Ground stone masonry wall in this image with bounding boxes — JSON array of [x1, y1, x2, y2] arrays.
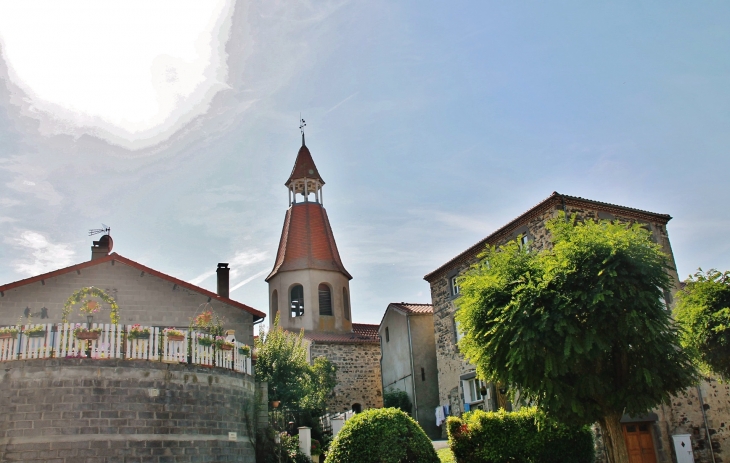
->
[[0, 358, 256, 462], [310, 342, 383, 413], [0, 259, 255, 346], [430, 202, 681, 433]]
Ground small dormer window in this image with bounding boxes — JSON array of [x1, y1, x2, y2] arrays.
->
[[451, 276, 460, 296]]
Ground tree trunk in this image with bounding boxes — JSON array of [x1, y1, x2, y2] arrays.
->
[[598, 413, 631, 463]]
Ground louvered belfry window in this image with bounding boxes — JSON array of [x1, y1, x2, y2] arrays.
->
[[290, 285, 304, 317], [319, 284, 333, 316]]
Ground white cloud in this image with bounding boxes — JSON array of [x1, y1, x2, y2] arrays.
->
[[0, 0, 235, 147], [230, 268, 269, 294], [9, 231, 76, 276], [189, 249, 268, 285]]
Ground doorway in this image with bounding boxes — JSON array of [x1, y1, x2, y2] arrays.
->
[[622, 423, 657, 463]]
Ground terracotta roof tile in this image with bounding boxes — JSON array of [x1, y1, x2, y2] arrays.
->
[[266, 203, 352, 281], [286, 144, 324, 186], [301, 323, 380, 344], [0, 253, 265, 321], [390, 302, 433, 314]]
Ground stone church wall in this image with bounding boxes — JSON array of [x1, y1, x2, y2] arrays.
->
[[310, 342, 383, 413], [0, 358, 256, 462]]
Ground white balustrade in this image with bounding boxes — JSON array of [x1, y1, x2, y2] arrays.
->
[[125, 325, 159, 360], [162, 330, 188, 363], [233, 341, 251, 374], [0, 326, 19, 361], [19, 324, 53, 359], [0, 324, 251, 376], [190, 331, 214, 366]]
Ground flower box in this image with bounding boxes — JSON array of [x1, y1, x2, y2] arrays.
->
[[167, 334, 185, 342], [197, 337, 214, 347], [76, 331, 100, 340], [128, 324, 150, 340], [219, 344, 233, 351], [0, 332, 17, 340], [27, 330, 47, 338]]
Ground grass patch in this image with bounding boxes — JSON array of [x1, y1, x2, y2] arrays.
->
[[437, 447, 455, 463]]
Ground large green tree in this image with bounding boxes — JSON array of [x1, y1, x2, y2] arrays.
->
[[456, 215, 697, 463], [255, 314, 337, 413], [674, 269, 730, 378]]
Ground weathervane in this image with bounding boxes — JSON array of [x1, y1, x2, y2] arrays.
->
[[88, 224, 111, 236], [299, 114, 307, 146]]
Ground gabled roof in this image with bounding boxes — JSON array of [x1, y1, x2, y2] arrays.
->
[[379, 302, 433, 330], [267, 202, 352, 281], [389, 302, 433, 315], [424, 192, 673, 282], [0, 253, 265, 321], [301, 323, 380, 344], [285, 144, 324, 186]]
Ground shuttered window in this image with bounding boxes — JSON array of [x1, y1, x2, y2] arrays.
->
[[319, 284, 332, 316], [290, 285, 304, 317]]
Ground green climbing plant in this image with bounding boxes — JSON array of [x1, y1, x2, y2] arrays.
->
[[62, 287, 120, 325]]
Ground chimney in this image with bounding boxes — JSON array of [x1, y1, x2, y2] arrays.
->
[[91, 235, 113, 261], [216, 263, 230, 298]]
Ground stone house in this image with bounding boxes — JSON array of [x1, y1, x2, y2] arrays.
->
[[265, 135, 383, 413], [423, 192, 729, 462], [379, 302, 440, 439]]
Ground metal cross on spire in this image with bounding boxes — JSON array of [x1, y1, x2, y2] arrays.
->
[[299, 114, 306, 146]]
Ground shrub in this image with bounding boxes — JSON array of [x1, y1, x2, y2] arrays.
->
[[447, 408, 594, 463], [383, 389, 413, 415], [325, 408, 439, 463]]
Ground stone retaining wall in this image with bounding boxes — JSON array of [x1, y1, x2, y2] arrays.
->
[[0, 359, 256, 462]]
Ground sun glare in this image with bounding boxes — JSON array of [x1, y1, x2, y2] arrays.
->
[[0, 0, 234, 141]]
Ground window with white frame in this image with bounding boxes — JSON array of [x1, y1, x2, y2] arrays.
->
[[462, 378, 489, 404], [451, 276, 460, 296], [520, 234, 530, 250]]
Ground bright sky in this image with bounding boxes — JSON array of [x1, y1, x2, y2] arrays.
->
[[0, 0, 232, 141], [0, 1, 728, 327]]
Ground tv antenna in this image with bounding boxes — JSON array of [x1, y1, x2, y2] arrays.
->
[[299, 114, 306, 134], [88, 224, 111, 236]]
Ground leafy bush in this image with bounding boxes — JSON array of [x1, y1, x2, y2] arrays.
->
[[447, 408, 594, 463], [674, 269, 730, 377], [383, 389, 413, 415], [325, 408, 439, 463]]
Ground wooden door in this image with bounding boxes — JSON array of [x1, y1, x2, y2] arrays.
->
[[623, 423, 657, 463]]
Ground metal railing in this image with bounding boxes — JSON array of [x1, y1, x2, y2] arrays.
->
[[0, 323, 252, 375]]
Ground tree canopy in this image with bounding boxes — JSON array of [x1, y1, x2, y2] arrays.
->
[[674, 268, 730, 378], [456, 214, 697, 463], [255, 314, 337, 413]]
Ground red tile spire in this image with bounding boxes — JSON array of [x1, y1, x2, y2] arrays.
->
[[285, 141, 325, 187], [268, 142, 350, 281]]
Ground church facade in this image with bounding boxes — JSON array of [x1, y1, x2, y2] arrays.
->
[[266, 135, 383, 413]]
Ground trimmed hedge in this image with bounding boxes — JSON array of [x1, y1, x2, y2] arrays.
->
[[383, 389, 413, 415], [325, 408, 439, 463], [446, 408, 594, 463]]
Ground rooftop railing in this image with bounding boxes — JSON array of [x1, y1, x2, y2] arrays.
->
[[0, 323, 252, 376]]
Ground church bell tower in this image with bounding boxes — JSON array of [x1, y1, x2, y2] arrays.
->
[[266, 134, 354, 334]]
